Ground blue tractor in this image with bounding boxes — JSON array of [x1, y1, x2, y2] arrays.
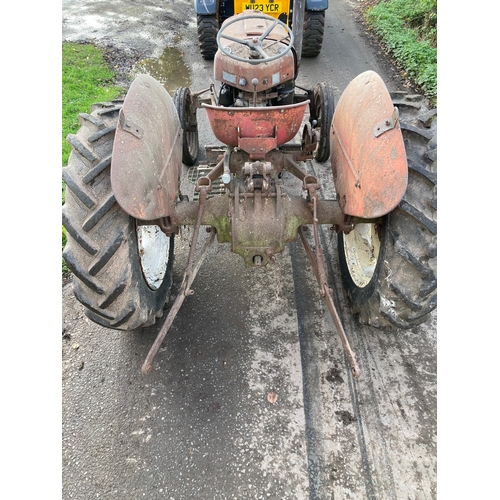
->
[[194, 0, 328, 59]]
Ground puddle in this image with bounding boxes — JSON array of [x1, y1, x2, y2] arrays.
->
[[133, 47, 191, 95]]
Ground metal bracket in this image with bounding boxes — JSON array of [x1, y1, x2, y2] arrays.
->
[[118, 110, 144, 139], [373, 106, 399, 138], [237, 125, 278, 159]]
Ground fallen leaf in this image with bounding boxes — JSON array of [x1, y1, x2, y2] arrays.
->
[[267, 391, 278, 404]]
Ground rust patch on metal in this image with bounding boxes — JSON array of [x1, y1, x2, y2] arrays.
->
[[203, 101, 309, 153]]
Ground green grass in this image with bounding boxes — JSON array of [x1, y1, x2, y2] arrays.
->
[[62, 42, 124, 276], [62, 42, 123, 168], [365, 0, 437, 104]]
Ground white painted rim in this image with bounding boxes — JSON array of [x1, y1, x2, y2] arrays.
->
[[342, 223, 380, 288], [137, 225, 170, 291]]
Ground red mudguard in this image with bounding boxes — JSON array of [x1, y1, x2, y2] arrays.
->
[[330, 71, 407, 218], [111, 74, 182, 221]]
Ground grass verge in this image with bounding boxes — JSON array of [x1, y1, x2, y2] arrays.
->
[[62, 43, 123, 168], [364, 0, 437, 104], [62, 42, 124, 276]]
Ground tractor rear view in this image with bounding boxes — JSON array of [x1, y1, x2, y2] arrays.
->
[[62, 8, 437, 376]]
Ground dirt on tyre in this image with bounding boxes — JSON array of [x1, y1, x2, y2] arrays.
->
[[197, 14, 218, 60], [62, 101, 175, 331], [302, 11, 325, 58], [338, 93, 437, 330]]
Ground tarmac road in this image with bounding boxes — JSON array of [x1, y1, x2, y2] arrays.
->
[[62, 1, 437, 498]]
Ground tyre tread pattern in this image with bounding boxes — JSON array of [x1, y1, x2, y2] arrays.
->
[[375, 95, 437, 329], [197, 14, 219, 60], [62, 102, 174, 331], [82, 156, 112, 184], [302, 11, 325, 58], [340, 94, 437, 330], [89, 230, 125, 276], [81, 193, 116, 232], [62, 169, 95, 209]]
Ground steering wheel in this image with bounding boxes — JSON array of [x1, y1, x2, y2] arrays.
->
[[216, 13, 294, 65]]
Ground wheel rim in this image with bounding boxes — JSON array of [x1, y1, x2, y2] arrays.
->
[[342, 223, 381, 288], [137, 225, 170, 290]]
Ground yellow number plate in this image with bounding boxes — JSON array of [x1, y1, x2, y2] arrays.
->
[[234, 1, 290, 19]]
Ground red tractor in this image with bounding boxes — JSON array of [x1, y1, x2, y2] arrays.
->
[[62, 9, 437, 376]]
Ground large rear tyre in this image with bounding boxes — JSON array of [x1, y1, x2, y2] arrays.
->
[[302, 11, 325, 58], [62, 102, 175, 331], [338, 93, 437, 330], [197, 14, 219, 60]]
